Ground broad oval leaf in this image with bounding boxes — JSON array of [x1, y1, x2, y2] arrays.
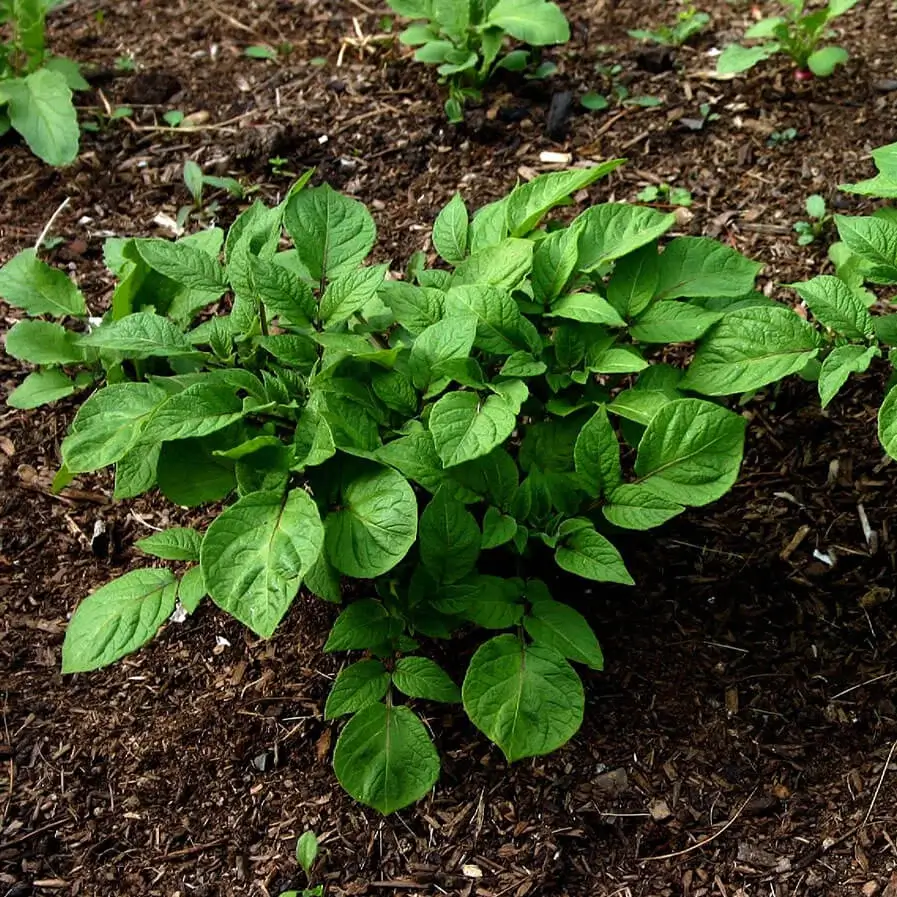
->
[[574, 204, 676, 272], [419, 487, 481, 584], [878, 387, 897, 459], [629, 301, 722, 343], [62, 568, 177, 673], [333, 703, 440, 814], [524, 600, 604, 670], [7, 369, 77, 409], [141, 380, 247, 443], [201, 489, 324, 637], [392, 656, 461, 703], [681, 306, 822, 395], [462, 634, 584, 762], [5, 319, 83, 364], [574, 406, 621, 496], [789, 275, 874, 339], [136, 239, 227, 293], [555, 526, 634, 584], [818, 345, 879, 408], [324, 659, 390, 719], [601, 483, 684, 530], [136, 526, 202, 561], [486, 0, 570, 45], [325, 466, 418, 578], [3, 69, 79, 166], [433, 192, 469, 264], [79, 311, 197, 358], [655, 237, 763, 300], [634, 398, 746, 506], [429, 391, 518, 468], [0, 249, 87, 317]]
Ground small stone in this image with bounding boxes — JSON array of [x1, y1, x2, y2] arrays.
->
[[873, 79, 897, 92], [462, 864, 483, 879], [593, 767, 630, 796], [649, 798, 672, 822]]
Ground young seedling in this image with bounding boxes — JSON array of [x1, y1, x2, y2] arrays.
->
[[638, 183, 693, 207], [628, 4, 710, 48], [388, 0, 570, 122], [794, 194, 830, 245], [282, 831, 323, 897], [679, 101, 720, 131], [0, 0, 86, 164], [114, 54, 136, 72], [767, 127, 798, 147], [717, 0, 859, 79], [179, 160, 244, 228], [581, 59, 663, 111]]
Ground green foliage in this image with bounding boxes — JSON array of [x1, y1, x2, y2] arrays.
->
[[6, 165, 774, 815], [581, 59, 663, 112], [628, 4, 710, 47], [637, 183, 693, 207], [840, 143, 897, 199], [794, 194, 830, 245], [0, 0, 85, 164], [717, 0, 858, 78], [388, 0, 570, 121]]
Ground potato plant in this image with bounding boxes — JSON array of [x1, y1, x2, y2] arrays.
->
[[0, 0, 86, 165], [389, 0, 570, 121], [3, 165, 798, 814]]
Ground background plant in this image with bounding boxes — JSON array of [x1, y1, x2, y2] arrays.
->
[[628, 3, 710, 48], [793, 193, 830, 245], [0, 0, 86, 164], [716, 0, 859, 79], [4, 164, 786, 815], [388, 0, 570, 121]]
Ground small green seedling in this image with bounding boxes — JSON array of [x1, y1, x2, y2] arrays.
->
[[628, 4, 710, 47], [0, 0, 87, 165], [163, 109, 185, 127], [114, 54, 136, 72], [638, 184, 693, 207], [717, 0, 859, 79], [245, 44, 278, 60], [794, 194, 830, 245], [389, 0, 570, 122], [581, 59, 662, 111], [179, 160, 244, 228], [767, 127, 798, 147], [269, 156, 295, 178], [282, 831, 323, 897]]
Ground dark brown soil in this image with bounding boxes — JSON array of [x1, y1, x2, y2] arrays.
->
[[2, 1, 897, 895]]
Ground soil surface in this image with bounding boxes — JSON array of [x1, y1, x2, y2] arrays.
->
[[2, 0, 897, 895]]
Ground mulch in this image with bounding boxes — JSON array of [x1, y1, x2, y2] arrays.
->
[[1, 0, 897, 895]]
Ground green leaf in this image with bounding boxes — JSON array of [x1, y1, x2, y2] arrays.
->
[[324, 600, 401, 652], [409, 315, 477, 391], [79, 312, 197, 358], [444, 284, 540, 354], [320, 264, 389, 326], [141, 380, 246, 443], [481, 506, 518, 549], [452, 238, 533, 291], [392, 656, 460, 703], [62, 382, 166, 472], [817, 345, 879, 408], [744, 16, 785, 38], [246, 255, 316, 324], [486, 0, 570, 45], [283, 183, 376, 282], [463, 634, 583, 762], [372, 369, 418, 416], [807, 46, 848, 77], [433, 193, 469, 264], [429, 390, 518, 468], [655, 237, 762, 299], [7, 369, 77, 409], [469, 197, 510, 253], [177, 565, 205, 614], [135, 239, 227, 293], [505, 162, 624, 237], [629, 301, 722, 343], [434, 575, 523, 628], [333, 703, 440, 814], [296, 831, 319, 877], [601, 483, 684, 530], [325, 465, 418, 578], [4, 319, 82, 364], [878, 387, 897, 459], [324, 659, 391, 719], [634, 398, 745, 506], [524, 600, 604, 670], [606, 243, 660, 318], [114, 444, 161, 499], [789, 276, 874, 339], [607, 388, 674, 426], [546, 292, 626, 326], [0, 249, 87, 316], [575, 205, 676, 272], [379, 281, 445, 334], [135, 527, 202, 561], [156, 434, 235, 507], [532, 228, 578, 303], [419, 487, 481, 583], [833, 215, 897, 283], [1, 69, 79, 166], [61, 569, 177, 673], [716, 42, 780, 75], [573, 406, 621, 496], [201, 489, 324, 638], [292, 408, 337, 469], [681, 306, 822, 395], [500, 352, 547, 378], [555, 526, 633, 584]]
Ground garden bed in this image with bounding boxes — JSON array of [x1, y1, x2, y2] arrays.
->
[[1, 0, 897, 894]]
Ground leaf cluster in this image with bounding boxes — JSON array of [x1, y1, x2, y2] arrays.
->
[[716, 0, 859, 78], [388, 0, 570, 121], [4, 163, 787, 815], [628, 4, 710, 48], [0, 0, 86, 164]]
